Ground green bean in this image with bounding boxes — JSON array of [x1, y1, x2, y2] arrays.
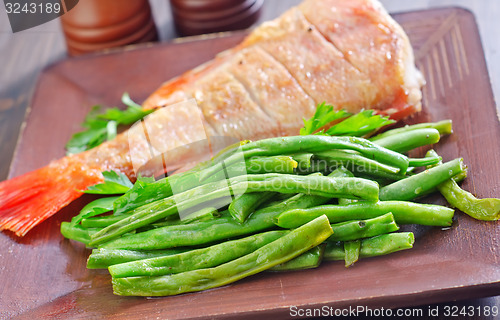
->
[[60, 222, 100, 245], [100, 197, 308, 250], [275, 201, 454, 228], [89, 174, 379, 246], [269, 245, 325, 271], [350, 167, 407, 182], [208, 156, 298, 181], [87, 248, 188, 269], [111, 215, 333, 296], [314, 150, 400, 175], [109, 230, 288, 278], [229, 192, 276, 223], [200, 135, 409, 180], [324, 232, 415, 261], [379, 158, 466, 201], [81, 215, 127, 228], [290, 153, 314, 172], [100, 168, 351, 250], [370, 120, 453, 141], [336, 167, 356, 206], [114, 155, 297, 216], [328, 213, 399, 241], [338, 198, 358, 205], [344, 240, 360, 267], [408, 155, 442, 167], [426, 150, 500, 221], [371, 128, 441, 153]]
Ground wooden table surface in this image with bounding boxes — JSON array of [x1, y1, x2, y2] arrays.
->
[[0, 0, 498, 318]]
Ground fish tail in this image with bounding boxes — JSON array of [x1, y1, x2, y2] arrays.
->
[[0, 158, 102, 236]]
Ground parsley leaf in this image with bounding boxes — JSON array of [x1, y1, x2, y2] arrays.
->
[[300, 103, 394, 137], [70, 196, 119, 226], [300, 102, 351, 135], [84, 171, 134, 194], [113, 176, 171, 215], [65, 93, 153, 155], [326, 110, 395, 136]]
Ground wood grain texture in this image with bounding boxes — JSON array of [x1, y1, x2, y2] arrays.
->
[[1, 7, 499, 320]]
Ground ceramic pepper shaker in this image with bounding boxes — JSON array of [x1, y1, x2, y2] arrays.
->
[[170, 0, 263, 37], [61, 0, 158, 56]]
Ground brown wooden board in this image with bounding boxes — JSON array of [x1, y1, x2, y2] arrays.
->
[[1, 7, 499, 319]]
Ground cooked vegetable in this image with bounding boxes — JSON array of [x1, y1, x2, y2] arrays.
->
[[328, 213, 399, 241], [426, 150, 500, 221], [343, 240, 361, 267], [371, 128, 441, 153], [109, 230, 288, 278], [229, 192, 276, 223], [369, 120, 453, 141], [379, 158, 466, 201], [89, 173, 379, 246], [269, 245, 325, 271], [97, 169, 351, 250], [87, 248, 188, 269], [111, 215, 333, 296], [57, 102, 496, 298], [324, 233, 415, 262], [199, 135, 410, 181], [275, 201, 454, 228]]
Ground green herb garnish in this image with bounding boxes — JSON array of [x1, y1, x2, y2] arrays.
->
[[65, 93, 153, 155], [83, 171, 133, 195], [300, 103, 394, 136]]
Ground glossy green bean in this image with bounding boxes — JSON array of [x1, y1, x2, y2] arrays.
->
[[426, 150, 500, 221], [275, 201, 454, 228], [200, 135, 409, 180], [90, 174, 379, 246], [379, 158, 465, 201], [112, 215, 333, 296], [229, 192, 276, 223], [60, 222, 99, 245], [370, 120, 453, 141], [109, 230, 288, 278], [81, 215, 126, 228], [100, 169, 351, 250], [87, 248, 188, 269], [269, 245, 325, 271], [324, 232, 415, 261], [408, 155, 442, 167], [371, 128, 441, 153], [328, 213, 399, 241], [314, 150, 400, 175], [343, 240, 360, 267]]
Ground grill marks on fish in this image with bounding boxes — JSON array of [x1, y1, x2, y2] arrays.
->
[[227, 47, 316, 136], [299, 0, 409, 110], [243, 8, 378, 112]]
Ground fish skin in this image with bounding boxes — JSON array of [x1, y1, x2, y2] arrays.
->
[[0, 0, 424, 236]]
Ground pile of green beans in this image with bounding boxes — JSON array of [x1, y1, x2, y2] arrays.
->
[[60, 120, 499, 297]]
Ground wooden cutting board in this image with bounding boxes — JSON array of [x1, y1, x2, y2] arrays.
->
[[2, 7, 499, 319]]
